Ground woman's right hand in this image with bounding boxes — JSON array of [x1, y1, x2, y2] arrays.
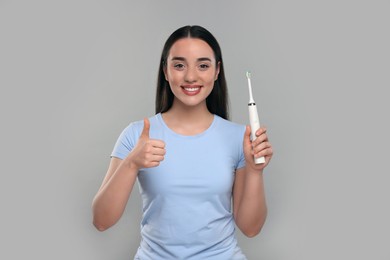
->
[[125, 118, 166, 170]]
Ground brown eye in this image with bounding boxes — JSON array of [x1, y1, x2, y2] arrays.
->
[[174, 64, 185, 70], [199, 64, 210, 70]]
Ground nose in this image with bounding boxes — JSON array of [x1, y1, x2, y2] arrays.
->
[[184, 66, 197, 83]]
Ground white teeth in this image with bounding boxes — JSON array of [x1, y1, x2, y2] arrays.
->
[[184, 87, 200, 91]]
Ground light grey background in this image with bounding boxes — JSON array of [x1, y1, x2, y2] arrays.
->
[[1, 0, 389, 259]]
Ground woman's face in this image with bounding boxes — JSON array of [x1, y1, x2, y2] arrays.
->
[[164, 38, 220, 109]]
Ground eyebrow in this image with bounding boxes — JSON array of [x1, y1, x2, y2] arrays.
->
[[171, 56, 212, 62]]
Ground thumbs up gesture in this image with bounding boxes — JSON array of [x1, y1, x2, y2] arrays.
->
[[125, 118, 166, 170]]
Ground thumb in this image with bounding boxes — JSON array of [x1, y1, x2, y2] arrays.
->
[[140, 118, 150, 139], [243, 125, 252, 152], [243, 125, 251, 144]]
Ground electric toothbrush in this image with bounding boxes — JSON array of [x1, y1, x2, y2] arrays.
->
[[246, 71, 265, 164]]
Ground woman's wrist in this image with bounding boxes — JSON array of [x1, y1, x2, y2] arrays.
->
[[123, 155, 140, 171], [245, 165, 264, 176]]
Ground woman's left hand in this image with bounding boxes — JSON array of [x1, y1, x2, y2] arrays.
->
[[243, 125, 273, 171]]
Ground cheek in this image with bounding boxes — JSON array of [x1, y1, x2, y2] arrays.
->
[[166, 70, 181, 84], [205, 73, 217, 85], [168, 75, 180, 86]]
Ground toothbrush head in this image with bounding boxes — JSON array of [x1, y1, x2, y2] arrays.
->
[[246, 71, 255, 103]]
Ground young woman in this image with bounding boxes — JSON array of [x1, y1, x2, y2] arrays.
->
[[92, 25, 273, 259]]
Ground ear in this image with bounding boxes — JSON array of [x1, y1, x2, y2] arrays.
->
[[163, 64, 168, 81], [215, 61, 221, 81]]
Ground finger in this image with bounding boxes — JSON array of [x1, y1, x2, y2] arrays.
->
[[141, 118, 150, 139], [254, 147, 273, 159], [149, 139, 165, 149], [243, 125, 252, 150], [252, 133, 268, 147], [151, 154, 165, 162], [243, 125, 251, 145], [145, 161, 161, 168], [144, 154, 165, 168], [252, 141, 271, 154], [151, 146, 166, 156], [255, 127, 267, 137]]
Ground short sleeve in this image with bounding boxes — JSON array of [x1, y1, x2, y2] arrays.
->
[[111, 123, 138, 160], [236, 125, 246, 170]]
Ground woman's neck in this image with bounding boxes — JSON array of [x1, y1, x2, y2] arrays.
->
[[161, 102, 214, 136]]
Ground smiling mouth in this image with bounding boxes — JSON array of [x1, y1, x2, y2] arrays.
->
[[183, 87, 200, 91], [181, 86, 201, 95]]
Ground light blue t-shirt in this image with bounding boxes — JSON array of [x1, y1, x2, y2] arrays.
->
[[111, 113, 247, 260]]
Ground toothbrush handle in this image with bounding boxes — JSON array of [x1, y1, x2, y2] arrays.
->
[[248, 105, 266, 164]]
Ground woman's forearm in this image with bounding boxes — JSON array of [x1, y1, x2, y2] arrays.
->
[[235, 167, 267, 237], [92, 160, 138, 231]]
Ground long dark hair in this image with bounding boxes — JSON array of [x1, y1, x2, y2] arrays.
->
[[155, 25, 229, 120]]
